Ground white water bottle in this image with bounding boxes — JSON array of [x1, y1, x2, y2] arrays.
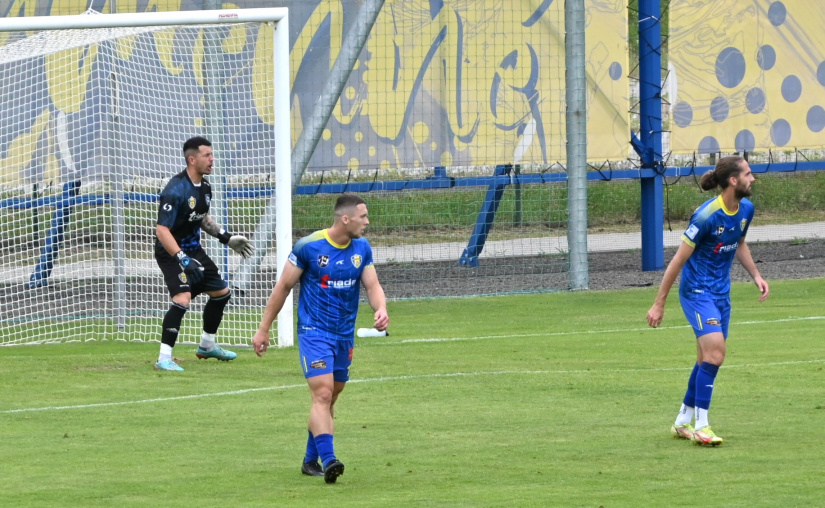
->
[[357, 328, 388, 337]]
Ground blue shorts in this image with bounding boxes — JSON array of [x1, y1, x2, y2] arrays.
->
[[679, 291, 731, 339], [298, 333, 354, 382]]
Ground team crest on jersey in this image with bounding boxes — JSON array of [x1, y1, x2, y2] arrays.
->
[[317, 255, 329, 267], [714, 225, 724, 236], [351, 254, 362, 268], [740, 219, 747, 231], [188, 196, 196, 209]]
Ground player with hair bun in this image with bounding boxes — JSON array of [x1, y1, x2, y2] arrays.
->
[[647, 155, 769, 446]]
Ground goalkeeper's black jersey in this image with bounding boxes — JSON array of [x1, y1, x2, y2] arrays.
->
[[155, 170, 212, 256]]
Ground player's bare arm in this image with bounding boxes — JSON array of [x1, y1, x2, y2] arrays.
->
[[736, 239, 770, 301], [361, 266, 389, 331], [252, 261, 304, 356], [201, 214, 255, 258], [156, 224, 182, 256], [647, 242, 694, 328], [200, 214, 222, 237]]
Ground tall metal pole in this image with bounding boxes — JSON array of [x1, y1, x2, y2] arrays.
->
[[638, 0, 664, 271], [565, 0, 589, 290]]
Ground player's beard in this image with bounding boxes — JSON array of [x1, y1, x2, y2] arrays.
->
[[734, 180, 752, 199]]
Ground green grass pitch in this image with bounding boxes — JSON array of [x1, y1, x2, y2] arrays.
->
[[2, 279, 824, 507]]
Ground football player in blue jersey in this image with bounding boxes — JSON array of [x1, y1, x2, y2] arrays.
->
[[252, 194, 389, 483], [647, 155, 769, 446], [153, 136, 255, 372]]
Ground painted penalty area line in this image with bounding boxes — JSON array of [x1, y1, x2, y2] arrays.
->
[[372, 315, 825, 345], [3, 358, 823, 415]]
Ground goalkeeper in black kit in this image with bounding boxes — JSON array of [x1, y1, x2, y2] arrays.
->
[[153, 136, 254, 371]]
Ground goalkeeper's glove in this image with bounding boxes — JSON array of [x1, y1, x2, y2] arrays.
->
[[217, 229, 255, 259], [176, 251, 204, 285]]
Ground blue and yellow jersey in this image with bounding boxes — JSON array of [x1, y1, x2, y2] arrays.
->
[[155, 170, 212, 255], [679, 195, 754, 297], [289, 229, 375, 336]]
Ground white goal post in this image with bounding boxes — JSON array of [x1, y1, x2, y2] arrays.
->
[[0, 8, 294, 347]]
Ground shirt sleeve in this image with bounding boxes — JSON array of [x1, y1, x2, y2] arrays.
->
[[157, 191, 178, 228], [681, 218, 703, 248], [741, 203, 755, 238], [290, 243, 308, 270], [362, 239, 374, 268]]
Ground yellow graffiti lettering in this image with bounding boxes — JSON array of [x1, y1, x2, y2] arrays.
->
[[222, 4, 246, 55], [440, 9, 480, 142], [145, 0, 184, 75], [0, 0, 37, 47], [146, 0, 182, 13], [252, 22, 274, 125], [363, 6, 446, 142], [193, 30, 205, 84], [114, 0, 137, 13], [292, 0, 344, 84], [490, 44, 537, 129], [0, 108, 50, 185], [46, 45, 98, 114]]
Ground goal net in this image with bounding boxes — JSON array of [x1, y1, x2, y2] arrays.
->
[[0, 8, 293, 347]]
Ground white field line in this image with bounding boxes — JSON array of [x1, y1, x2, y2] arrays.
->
[[366, 315, 825, 345], [3, 360, 823, 415], [3, 315, 823, 355], [3, 315, 823, 413]]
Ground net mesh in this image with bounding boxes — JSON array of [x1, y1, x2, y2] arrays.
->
[[0, 18, 282, 346]]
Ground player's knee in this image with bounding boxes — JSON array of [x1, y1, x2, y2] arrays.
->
[[311, 385, 335, 405], [208, 289, 231, 306], [172, 293, 191, 307]]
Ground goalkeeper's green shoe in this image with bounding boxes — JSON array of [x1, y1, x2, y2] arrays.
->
[[196, 346, 237, 361], [154, 359, 184, 371], [693, 426, 723, 446], [671, 423, 695, 440]]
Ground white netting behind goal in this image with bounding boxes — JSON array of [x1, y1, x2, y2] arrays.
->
[[0, 13, 286, 346]]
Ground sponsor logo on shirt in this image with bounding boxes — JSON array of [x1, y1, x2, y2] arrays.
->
[[714, 226, 724, 236], [317, 255, 329, 267], [310, 360, 327, 369], [320, 274, 357, 289], [685, 224, 699, 240], [288, 252, 297, 264], [188, 211, 206, 222], [713, 242, 738, 254]]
